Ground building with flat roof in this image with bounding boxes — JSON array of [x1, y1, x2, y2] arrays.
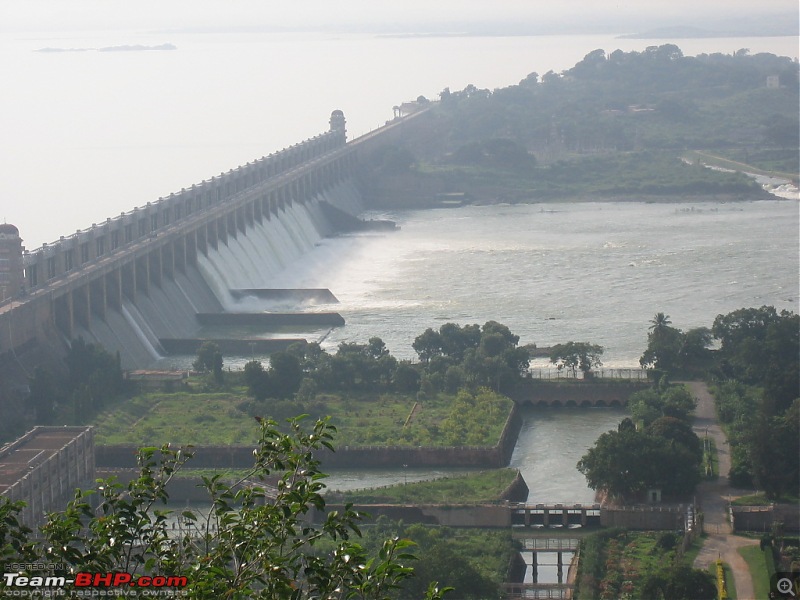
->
[[0, 426, 94, 529]]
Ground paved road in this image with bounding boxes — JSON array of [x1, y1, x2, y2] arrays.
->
[[688, 381, 760, 600]]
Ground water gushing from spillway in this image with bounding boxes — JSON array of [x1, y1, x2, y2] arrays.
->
[[74, 182, 361, 368]]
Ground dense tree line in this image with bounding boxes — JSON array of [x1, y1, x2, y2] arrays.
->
[[433, 45, 798, 157], [240, 321, 531, 406], [640, 306, 799, 500], [26, 337, 124, 428], [578, 385, 703, 502], [363, 45, 796, 206]]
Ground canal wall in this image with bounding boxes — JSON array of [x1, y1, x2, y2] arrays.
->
[[510, 381, 651, 407], [95, 400, 523, 470], [600, 505, 687, 529], [317, 503, 513, 527]]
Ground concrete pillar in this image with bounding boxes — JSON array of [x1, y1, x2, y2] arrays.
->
[[524, 509, 530, 527], [543, 508, 550, 527], [581, 507, 588, 527], [66, 290, 74, 336], [563, 509, 569, 527]]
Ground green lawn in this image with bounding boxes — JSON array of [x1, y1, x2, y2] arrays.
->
[[93, 389, 513, 448], [93, 392, 257, 445], [333, 469, 518, 505], [738, 545, 771, 600]]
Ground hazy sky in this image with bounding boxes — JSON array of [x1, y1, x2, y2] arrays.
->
[[2, 0, 798, 34]]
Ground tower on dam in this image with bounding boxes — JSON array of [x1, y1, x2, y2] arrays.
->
[[0, 223, 25, 303]]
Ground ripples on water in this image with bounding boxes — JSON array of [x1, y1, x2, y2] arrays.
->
[[269, 199, 798, 499], [275, 200, 799, 366]]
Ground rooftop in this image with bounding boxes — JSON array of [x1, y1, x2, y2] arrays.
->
[[0, 426, 92, 493]]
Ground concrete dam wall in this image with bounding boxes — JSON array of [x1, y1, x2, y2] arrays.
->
[[70, 181, 365, 368], [1, 107, 435, 372]]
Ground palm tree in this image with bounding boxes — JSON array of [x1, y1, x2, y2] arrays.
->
[[649, 312, 672, 334]]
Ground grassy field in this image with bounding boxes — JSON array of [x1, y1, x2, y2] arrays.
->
[[93, 392, 257, 445], [94, 389, 513, 448], [333, 469, 518, 505], [738, 545, 771, 600]]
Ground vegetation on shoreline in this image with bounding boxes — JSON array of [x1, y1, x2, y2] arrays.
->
[[359, 45, 797, 206], [578, 305, 798, 504], [330, 469, 518, 505]]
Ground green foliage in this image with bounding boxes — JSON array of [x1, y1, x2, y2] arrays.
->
[[341, 520, 510, 600], [628, 384, 697, 426], [336, 469, 518, 505], [578, 416, 702, 501], [244, 352, 304, 400], [24, 337, 125, 429], [435, 46, 798, 159], [413, 321, 529, 393], [712, 306, 799, 414], [439, 389, 512, 446], [713, 376, 800, 498], [1, 418, 451, 599], [451, 138, 535, 171], [549, 341, 604, 376], [192, 341, 223, 383], [576, 530, 716, 600]]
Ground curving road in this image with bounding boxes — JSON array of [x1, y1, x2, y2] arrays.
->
[[688, 381, 760, 600]]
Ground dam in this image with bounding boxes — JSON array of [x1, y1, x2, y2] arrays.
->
[[0, 108, 429, 377]]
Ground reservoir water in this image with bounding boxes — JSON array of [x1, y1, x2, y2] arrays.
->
[[278, 198, 798, 502]]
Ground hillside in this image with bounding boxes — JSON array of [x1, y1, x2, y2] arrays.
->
[[359, 45, 799, 205]]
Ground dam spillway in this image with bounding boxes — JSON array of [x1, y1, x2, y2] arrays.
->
[[0, 108, 431, 371]]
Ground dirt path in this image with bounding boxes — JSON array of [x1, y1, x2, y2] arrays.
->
[[687, 381, 760, 600]]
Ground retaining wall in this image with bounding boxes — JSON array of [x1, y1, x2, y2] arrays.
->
[[600, 505, 687, 530], [731, 505, 800, 533], [96, 401, 524, 470], [510, 381, 651, 406]]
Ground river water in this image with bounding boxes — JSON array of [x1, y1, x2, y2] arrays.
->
[[300, 198, 798, 501]]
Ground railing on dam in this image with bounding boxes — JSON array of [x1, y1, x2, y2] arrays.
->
[[527, 368, 648, 380], [13, 107, 432, 300], [18, 126, 346, 294]]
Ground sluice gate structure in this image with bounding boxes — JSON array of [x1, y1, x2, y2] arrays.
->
[[0, 109, 428, 372]]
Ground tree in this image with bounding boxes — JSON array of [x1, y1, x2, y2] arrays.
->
[[549, 342, 604, 376], [640, 313, 685, 373], [267, 351, 304, 399], [413, 328, 443, 363], [193, 341, 222, 374], [646, 416, 702, 461], [1, 417, 450, 600], [712, 306, 799, 414], [578, 426, 701, 501], [628, 386, 696, 426], [27, 367, 58, 424]]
